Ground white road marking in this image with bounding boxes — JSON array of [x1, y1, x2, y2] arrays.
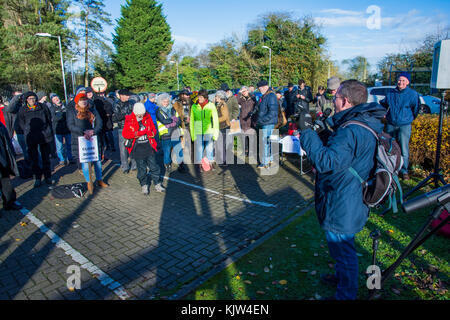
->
[[17, 203, 130, 300], [163, 176, 277, 208]]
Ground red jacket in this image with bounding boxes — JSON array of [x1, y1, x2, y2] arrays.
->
[[122, 112, 158, 153]]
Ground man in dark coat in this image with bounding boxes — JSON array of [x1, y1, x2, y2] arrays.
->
[[93, 92, 115, 156], [0, 122, 22, 211], [17, 91, 54, 187], [112, 89, 137, 173], [295, 79, 313, 113], [299, 80, 386, 300], [255, 80, 278, 169], [284, 82, 297, 117], [49, 93, 73, 166]]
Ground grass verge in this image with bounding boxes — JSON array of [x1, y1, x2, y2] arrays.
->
[[184, 178, 449, 300]]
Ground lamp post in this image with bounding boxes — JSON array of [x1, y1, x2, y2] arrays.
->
[[262, 45, 272, 88], [169, 60, 179, 91], [35, 33, 68, 103], [70, 58, 77, 95]]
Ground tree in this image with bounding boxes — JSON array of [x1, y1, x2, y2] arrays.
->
[[342, 56, 370, 82], [73, 0, 112, 87], [0, 0, 72, 95], [113, 0, 172, 91]]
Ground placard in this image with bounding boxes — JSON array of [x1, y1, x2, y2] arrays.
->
[[78, 135, 99, 163], [280, 135, 306, 156]]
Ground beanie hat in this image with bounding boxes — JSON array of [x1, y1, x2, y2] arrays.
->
[[23, 91, 38, 101], [49, 93, 58, 100], [148, 93, 156, 99], [85, 87, 93, 94], [220, 83, 230, 91], [327, 76, 340, 91], [74, 93, 87, 105], [257, 80, 268, 88], [76, 86, 86, 95], [397, 72, 411, 83], [133, 102, 146, 115], [36, 91, 46, 101]]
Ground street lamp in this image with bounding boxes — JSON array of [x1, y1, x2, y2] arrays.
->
[[169, 60, 179, 91], [262, 45, 272, 88], [70, 58, 77, 95], [35, 33, 68, 103]]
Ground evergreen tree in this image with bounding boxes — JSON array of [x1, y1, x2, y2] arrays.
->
[[113, 0, 172, 91], [0, 0, 72, 94], [73, 0, 112, 87]]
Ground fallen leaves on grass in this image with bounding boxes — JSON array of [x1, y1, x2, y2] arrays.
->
[[279, 280, 288, 285]]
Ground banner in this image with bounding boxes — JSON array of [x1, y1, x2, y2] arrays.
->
[[78, 135, 99, 163]]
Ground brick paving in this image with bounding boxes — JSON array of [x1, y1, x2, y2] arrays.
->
[[0, 136, 315, 300]]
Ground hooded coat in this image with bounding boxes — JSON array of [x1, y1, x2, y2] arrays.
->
[[300, 102, 386, 234]]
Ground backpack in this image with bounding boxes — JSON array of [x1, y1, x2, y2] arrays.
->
[[342, 120, 404, 214], [431, 209, 450, 238]]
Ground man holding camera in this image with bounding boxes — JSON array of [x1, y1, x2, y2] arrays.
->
[[299, 80, 386, 300]]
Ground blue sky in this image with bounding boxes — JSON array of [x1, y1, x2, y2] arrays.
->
[[100, 0, 450, 73]]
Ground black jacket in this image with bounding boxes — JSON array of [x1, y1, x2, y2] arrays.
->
[[66, 105, 103, 161], [49, 103, 70, 135], [93, 96, 114, 132], [5, 94, 24, 135], [112, 99, 135, 129], [284, 88, 298, 116], [0, 122, 18, 178], [17, 101, 54, 146], [295, 86, 313, 113]]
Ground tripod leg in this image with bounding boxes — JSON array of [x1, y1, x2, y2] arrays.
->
[[403, 174, 432, 200], [379, 206, 442, 289]]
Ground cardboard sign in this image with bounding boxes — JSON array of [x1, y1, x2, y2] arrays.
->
[[90, 77, 108, 93], [229, 119, 241, 135], [280, 135, 306, 156], [78, 136, 99, 163]]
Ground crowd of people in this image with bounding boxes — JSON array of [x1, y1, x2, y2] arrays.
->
[[0, 71, 421, 300]]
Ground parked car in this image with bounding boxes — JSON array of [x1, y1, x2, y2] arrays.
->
[[420, 95, 441, 114], [367, 86, 435, 114]]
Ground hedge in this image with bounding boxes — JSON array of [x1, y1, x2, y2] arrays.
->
[[410, 114, 449, 180]]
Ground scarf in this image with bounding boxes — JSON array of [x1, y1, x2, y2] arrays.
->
[[199, 99, 208, 109], [75, 104, 95, 125], [27, 103, 37, 111]]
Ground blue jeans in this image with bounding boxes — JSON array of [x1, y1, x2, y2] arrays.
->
[[194, 134, 214, 164], [81, 160, 102, 182], [55, 134, 72, 162], [160, 138, 183, 165], [17, 134, 29, 162], [386, 124, 411, 174], [261, 124, 275, 166], [325, 231, 358, 300]]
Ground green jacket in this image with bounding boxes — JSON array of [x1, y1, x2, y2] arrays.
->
[[190, 102, 219, 141]]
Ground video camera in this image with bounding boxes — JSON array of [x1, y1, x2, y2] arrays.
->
[[402, 184, 450, 214], [293, 108, 332, 134]]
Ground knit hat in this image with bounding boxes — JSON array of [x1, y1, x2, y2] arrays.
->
[[23, 91, 38, 101], [257, 80, 268, 88], [148, 93, 156, 99], [220, 83, 230, 91], [397, 72, 411, 83], [49, 93, 58, 100], [327, 76, 340, 91], [36, 91, 47, 101], [76, 86, 86, 95], [74, 93, 87, 105], [85, 87, 93, 94], [133, 102, 146, 115], [118, 89, 132, 96]]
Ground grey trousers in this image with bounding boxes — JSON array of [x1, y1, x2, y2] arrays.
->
[[118, 128, 136, 171]]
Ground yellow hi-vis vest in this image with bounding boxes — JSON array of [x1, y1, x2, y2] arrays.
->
[[157, 110, 179, 137]]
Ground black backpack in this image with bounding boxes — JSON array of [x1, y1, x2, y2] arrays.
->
[[342, 121, 404, 213]]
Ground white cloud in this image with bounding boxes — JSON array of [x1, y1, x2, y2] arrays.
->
[[320, 9, 362, 16]]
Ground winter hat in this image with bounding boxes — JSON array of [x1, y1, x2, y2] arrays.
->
[[327, 76, 341, 91], [397, 72, 411, 83], [118, 89, 132, 96], [36, 91, 47, 101], [220, 83, 230, 91], [49, 93, 58, 100], [76, 86, 86, 95], [133, 102, 146, 115], [257, 80, 268, 88], [74, 93, 87, 105], [23, 91, 38, 101], [85, 87, 93, 94], [148, 93, 156, 99]]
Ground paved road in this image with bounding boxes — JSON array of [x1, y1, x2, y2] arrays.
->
[[0, 141, 315, 300]]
